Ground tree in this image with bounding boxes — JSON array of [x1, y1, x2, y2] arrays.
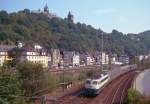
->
[[16, 62, 45, 96], [0, 65, 25, 104], [0, 10, 150, 55], [8, 47, 23, 67], [16, 62, 59, 96], [86, 70, 94, 78], [0, 10, 9, 24]]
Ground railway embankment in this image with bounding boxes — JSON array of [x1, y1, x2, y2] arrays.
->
[[133, 69, 150, 96]]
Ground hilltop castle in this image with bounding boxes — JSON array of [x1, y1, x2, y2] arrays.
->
[[32, 4, 74, 22], [31, 3, 57, 19], [67, 11, 74, 22]]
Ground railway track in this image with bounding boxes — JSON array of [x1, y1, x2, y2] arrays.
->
[[45, 84, 92, 104], [112, 73, 135, 104], [108, 72, 136, 104], [56, 87, 93, 104], [89, 71, 137, 104], [44, 70, 137, 104]]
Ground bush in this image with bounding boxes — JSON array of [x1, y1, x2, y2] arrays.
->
[[44, 73, 59, 93], [86, 70, 94, 78], [59, 72, 74, 83], [127, 88, 141, 104]]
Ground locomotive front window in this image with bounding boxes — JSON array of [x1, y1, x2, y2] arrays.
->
[[86, 80, 91, 84], [92, 81, 98, 85]]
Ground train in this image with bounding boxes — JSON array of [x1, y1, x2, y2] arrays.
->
[[85, 73, 109, 94], [84, 64, 137, 95]]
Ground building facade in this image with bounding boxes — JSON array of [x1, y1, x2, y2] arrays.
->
[[0, 51, 8, 66], [63, 51, 80, 67], [86, 55, 95, 65], [20, 49, 48, 68], [0, 45, 16, 66], [50, 49, 61, 68], [118, 55, 129, 64], [101, 52, 109, 65], [80, 53, 95, 66], [72, 54, 80, 66]]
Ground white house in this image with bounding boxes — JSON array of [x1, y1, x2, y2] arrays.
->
[[86, 55, 95, 65], [101, 52, 109, 65], [72, 54, 80, 66], [20, 49, 48, 68]]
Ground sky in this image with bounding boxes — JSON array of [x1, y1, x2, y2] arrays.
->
[[0, 0, 150, 34]]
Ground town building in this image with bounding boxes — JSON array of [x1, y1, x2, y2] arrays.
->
[[110, 54, 118, 64], [93, 51, 101, 65], [50, 49, 61, 68], [0, 44, 49, 68], [0, 50, 8, 66], [20, 48, 48, 68], [86, 55, 95, 65], [101, 52, 109, 65], [63, 51, 80, 67], [144, 55, 149, 60], [138, 55, 145, 61], [118, 55, 129, 64], [0, 45, 17, 66], [47, 53, 52, 68], [72, 53, 80, 67], [80, 53, 95, 66], [16, 41, 24, 48]]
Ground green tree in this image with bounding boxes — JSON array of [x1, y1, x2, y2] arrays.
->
[[0, 10, 150, 55], [8, 47, 23, 67], [0, 65, 25, 104], [16, 62, 58, 96], [16, 62, 45, 96]]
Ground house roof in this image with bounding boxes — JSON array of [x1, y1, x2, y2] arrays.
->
[[0, 45, 16, 51]]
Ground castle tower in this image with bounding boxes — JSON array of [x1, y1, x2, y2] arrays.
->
[[44, 3, 49, 14], [67, 11, 74, 22]]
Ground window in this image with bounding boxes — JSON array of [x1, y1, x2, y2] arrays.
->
[[86, 80, 91, 84], [92, 81, 98, 85], [101, 76, 108, 83]]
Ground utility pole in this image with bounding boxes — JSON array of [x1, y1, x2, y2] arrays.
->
[[101, 32, 104, 71], [63, 62, 65, 92], [108, 53, 112, 70], [61, 51, 65, 93], [40, 96, 46, 104]]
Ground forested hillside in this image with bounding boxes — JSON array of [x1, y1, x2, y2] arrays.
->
[[0, 9, 149, 55]]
